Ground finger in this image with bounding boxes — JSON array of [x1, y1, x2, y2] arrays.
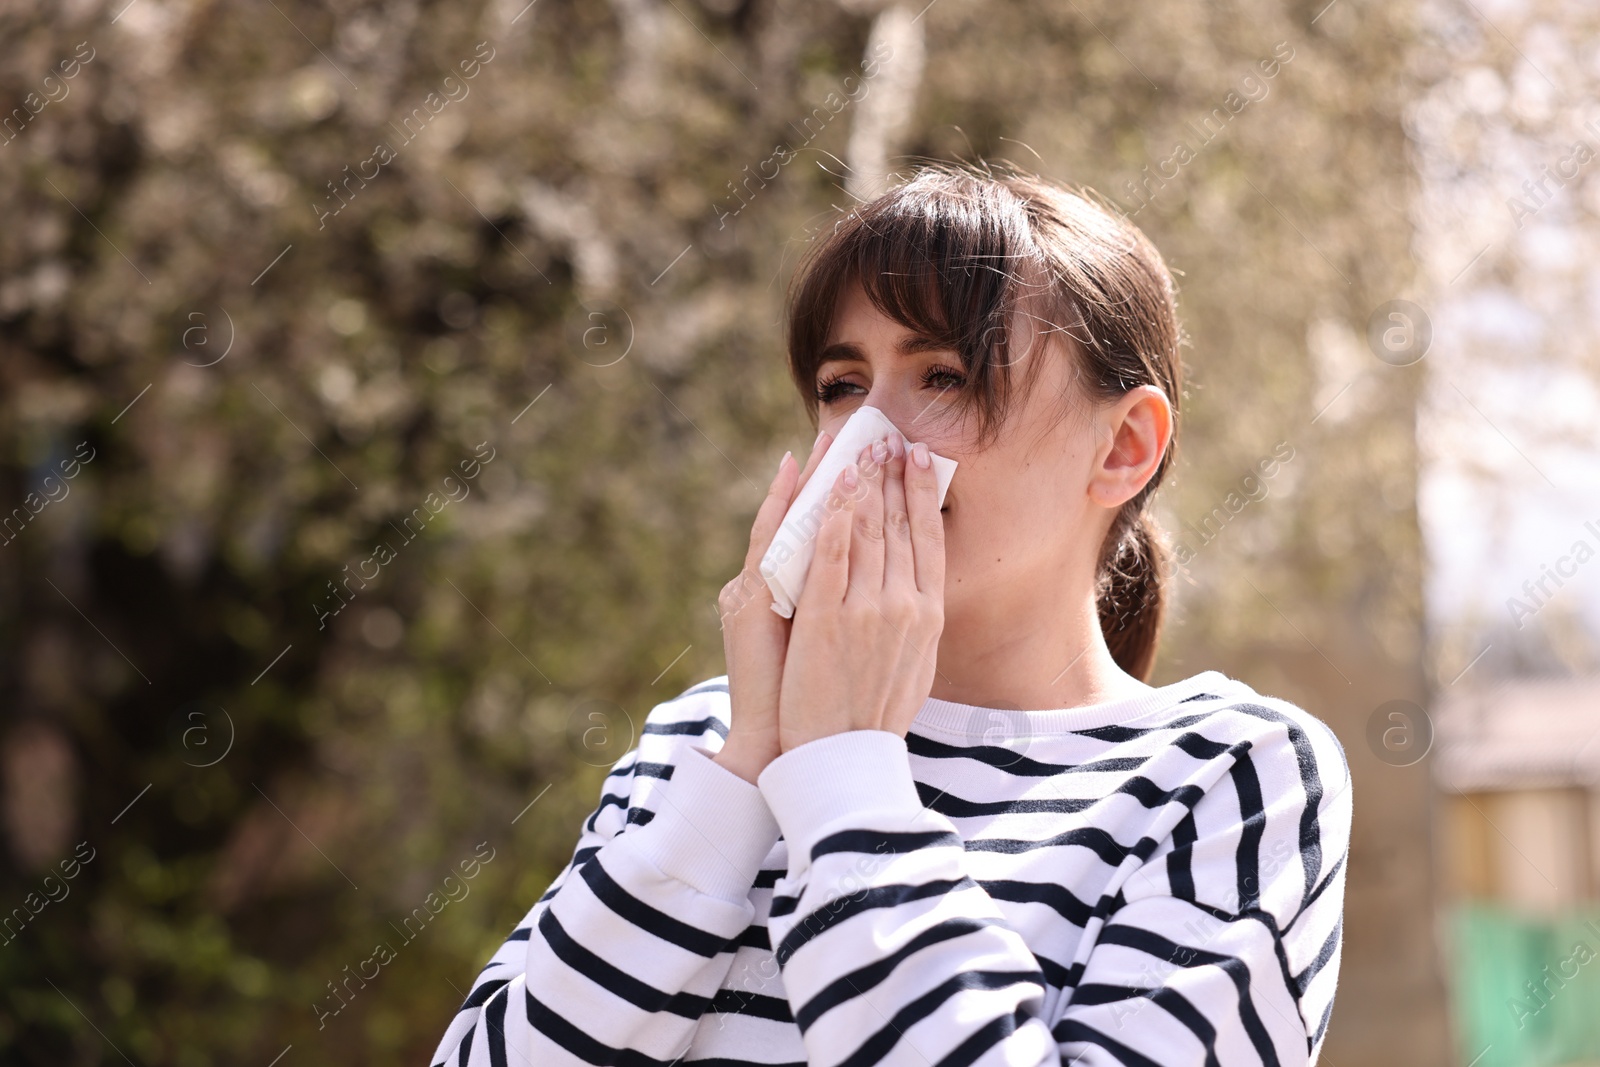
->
[[744, 430, 832, 580], [799, 462, 860, 609], [848, 436, 888, 597], [744, 449, 801, 571], [792, 429, 834, 498], [881, 432, 913, 593], [905, 440, 946, 594]]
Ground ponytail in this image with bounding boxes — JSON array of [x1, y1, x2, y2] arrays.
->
[[1096, 507, 1169, 682]]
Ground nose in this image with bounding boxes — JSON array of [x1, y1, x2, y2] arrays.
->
[[874, 400, 957, 454], [858, 392, 928, 445]]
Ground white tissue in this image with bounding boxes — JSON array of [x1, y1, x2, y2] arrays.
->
[[759, 405, 957, 618]]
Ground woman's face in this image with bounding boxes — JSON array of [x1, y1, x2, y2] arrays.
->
[[812, 280, 1169, 626]]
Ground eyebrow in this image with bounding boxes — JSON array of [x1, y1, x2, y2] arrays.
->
[[816, 334, 954, 366]]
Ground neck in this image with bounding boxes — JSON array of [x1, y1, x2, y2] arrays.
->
[[928, 584, 1152, 712]]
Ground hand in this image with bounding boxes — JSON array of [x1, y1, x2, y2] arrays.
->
[[776, 431, 946, 753], [715, 429, 835, 784]]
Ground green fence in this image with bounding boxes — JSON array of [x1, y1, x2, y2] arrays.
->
[[1448, 901, 1600, 1067]]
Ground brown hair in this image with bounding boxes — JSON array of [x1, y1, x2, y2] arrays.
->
[[783, 160, 1184, 681]]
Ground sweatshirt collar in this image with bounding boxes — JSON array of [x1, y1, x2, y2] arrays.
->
[[908, 669, 1250, 738]]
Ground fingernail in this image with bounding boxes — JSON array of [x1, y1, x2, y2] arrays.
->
[[843, 462, 859, 489], [912, 442, 931, 469], [779, 449, 792, 474], [871, 439, 888, 464], [815, 429, 830, 448]]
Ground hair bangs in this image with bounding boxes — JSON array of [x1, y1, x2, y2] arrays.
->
[[785, 168, 1057, 449]]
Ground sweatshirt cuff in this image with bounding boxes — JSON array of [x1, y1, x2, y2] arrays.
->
[[628, 742, 781, 905], [756, 729, 922, 865]]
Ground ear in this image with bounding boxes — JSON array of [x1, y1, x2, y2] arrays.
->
[[1087, 386, 1173, 509]]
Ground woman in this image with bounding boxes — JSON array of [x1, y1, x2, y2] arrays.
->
[[429, 163, 1352, 1067]]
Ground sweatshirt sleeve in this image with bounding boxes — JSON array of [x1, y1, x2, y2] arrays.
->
[[1051, 707, 1354, 1067], [755, 729, 1061, 1067], [429, 693, 782, 1067]]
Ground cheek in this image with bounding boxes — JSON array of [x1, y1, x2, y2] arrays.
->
[[944, 471, 1079, 566]]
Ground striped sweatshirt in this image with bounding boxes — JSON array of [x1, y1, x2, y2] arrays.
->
[[429, 668, 1352, 1067]]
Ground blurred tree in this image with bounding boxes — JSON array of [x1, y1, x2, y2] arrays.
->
[[0, 0, 1443, 1063]]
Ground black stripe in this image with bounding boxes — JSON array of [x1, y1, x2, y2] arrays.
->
[[918, 777, 1206, 820], [964, 824, 1161, 867], [1172, 731, 1241, 761], [1293, 918, 1341, 998], [1053, 1017, 1166, 1067], [1168, 809, 1198, 899], [735, 923, 770, 950], [1294, 854, 1343, 926], [1229, 753, 1266, 910], [506, 927, 531, 942], [1036, 954, 1073, 990], [978, 877, 1120, 949], [1133, 737, 1258, 907], [940, 1004, 1038, 1067], [524, 986, 680, 1067], [1233, 702, 1340, 915], [453, 1022, 474, 1067], [590, 791, 629, 822], [1096, 925, 1281, 1067], [769, 894, 798, 917], [979, 878, 1095, 927], [538, 907, 710, 1017], [536, 845, 602, 905], [583, 803, 655, 830], [577, 855, 734, 957], [632, 761, 675, 780], [1312, 994, 1335, 1046], [1118, 776, 1208, 811], [459, 977, 510, 1012], [604, 755, 640, 781], [485, 980, 509, 1067], [1070, 708, 1223, 742], [775, 876, 977, 966], [1158, 896, 1302, 1016], [836, 970, 1044, 1067], [906, 731, 1150, 776], [793, 916, 1008, 1031], [753, 868, 782, 889], [810, 827, 962, 861], [708, 985, 794, 1023], [918, 781, 1093, 817], [1069, 983, 1221, 1067], [906, 731, 1074, 774], [642, 714, 730, 739]]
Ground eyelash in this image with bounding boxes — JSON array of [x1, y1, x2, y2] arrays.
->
[[814, 363, 967, 404]]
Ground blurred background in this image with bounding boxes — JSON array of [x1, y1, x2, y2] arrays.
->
[[2, 0, 1599, 1063]]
